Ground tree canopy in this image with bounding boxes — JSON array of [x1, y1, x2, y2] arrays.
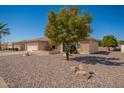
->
[[45, 7, 92, 60], [101, 35, 118, 51]]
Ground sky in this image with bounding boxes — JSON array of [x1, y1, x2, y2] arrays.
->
[[0, 5, 124, 42]]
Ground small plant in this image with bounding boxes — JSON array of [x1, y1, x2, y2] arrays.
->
[[69, 45, 79, 54]]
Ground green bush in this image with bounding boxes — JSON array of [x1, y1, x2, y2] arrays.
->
[[69, 45, 79, 54], [14, 48, 18, 51]]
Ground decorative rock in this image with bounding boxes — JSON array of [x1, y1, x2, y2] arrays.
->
[[22, 51, 30, 56], [70, 66, 79, 73], [76, 70, 95, 80], [76, 71, 88, 78], [78, 64, 85, 71]]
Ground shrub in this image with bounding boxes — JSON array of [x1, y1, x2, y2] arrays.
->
[[69, 45, 79, 54]]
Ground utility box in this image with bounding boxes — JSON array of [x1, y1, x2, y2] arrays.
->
[[121, 45, 124, 53]]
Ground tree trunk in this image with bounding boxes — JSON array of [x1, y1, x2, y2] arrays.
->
[[66, 50, 69, 61], [107, 46, 110, 52], [0, 42, 1, 51], [64, 43, 70, 61], [0, 35, 1, 51]]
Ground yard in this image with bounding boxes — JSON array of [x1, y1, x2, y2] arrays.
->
[[0, 51, 124, 88]]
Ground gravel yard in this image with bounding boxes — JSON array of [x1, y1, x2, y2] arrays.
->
[[0, 51, 124, 88]]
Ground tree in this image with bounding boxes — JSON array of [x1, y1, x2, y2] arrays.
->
[[0, 23, 10, 50], [118, 40, 124, 45], [98, 40, 102, 46], [101, 35, 118, 51], [45, 7, 92, 60]]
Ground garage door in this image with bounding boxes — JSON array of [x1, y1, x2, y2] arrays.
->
[[27, 44, 38, 51]]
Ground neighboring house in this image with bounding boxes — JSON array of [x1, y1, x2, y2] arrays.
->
[[121, 45, 124, 53], [2, 37, 98, 54]]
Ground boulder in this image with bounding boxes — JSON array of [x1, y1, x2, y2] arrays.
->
[[22, 51, 30, 56], [76, 70, 87, 77], [70, 66, 79, 73], [76, 71, 95, 80], [78, 64, 84, 71], [78, 64, 87, 71]]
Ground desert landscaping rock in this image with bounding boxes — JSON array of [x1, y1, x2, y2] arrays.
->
[[0, 51, 124, 87], [70, 66, 79, 73], [78, 64, 87, 71], [22, 51, 30, 56], [76, 71, 87, 76]]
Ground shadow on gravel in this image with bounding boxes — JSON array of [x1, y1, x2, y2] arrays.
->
[[94, 51, 110, 55], [71, 56, 124, 66]]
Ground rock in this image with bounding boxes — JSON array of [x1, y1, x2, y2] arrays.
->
[[85, 72, 95, 80], [70, 66, 79, 73], [76, 70, 95, 80], [78, 64, 85, 71], [76, 71, 87, 77], [78, 64, 83, 71], [22, 51, 30, 56]]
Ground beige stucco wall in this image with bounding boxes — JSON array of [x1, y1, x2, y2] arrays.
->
[[121, 45, 124, 53], [7, 43, 13, 48], [89, 41, 98, 54], [13, 45, 21, 50], [79, 41, 98, 54], [26, 42, 39, 51], [38, 41, 49, 50], [79, 41, 90, 54], [13, 43, 25, 51]]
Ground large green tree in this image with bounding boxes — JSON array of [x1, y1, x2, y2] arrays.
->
[[45, 7, 92, 60], [0, 23, 10, 50], [101, 35, 118, 51]]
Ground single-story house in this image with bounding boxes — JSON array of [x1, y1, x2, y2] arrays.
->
[[121, 45, 124, 53], [2, 37, 98, 54]]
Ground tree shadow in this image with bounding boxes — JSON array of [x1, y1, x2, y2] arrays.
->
[[94, 51, 110, 55], [71, 56, 124, 66]]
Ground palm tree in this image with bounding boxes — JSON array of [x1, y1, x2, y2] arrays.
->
[[0, 23, 10, 50]]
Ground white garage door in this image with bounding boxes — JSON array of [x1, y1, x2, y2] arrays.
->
[[27, 44, 38, 52]]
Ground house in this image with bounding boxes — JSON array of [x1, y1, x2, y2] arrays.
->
[[78, 38, 98, 54], [121, 45, 124, 53], [2, 37, 98, 54]]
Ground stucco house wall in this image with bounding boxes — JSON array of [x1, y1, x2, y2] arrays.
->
[[26, 42, 39, 51], [38, 41, 49, 50], [78, 40, 98, 54], [121, 45, 124, 53], [3, 38, 98, 54], [89, 41, 98, 54], [79, 41, 90, 54]]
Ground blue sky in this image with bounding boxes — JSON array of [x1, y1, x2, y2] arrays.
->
[[0, 5, 124, 42]]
